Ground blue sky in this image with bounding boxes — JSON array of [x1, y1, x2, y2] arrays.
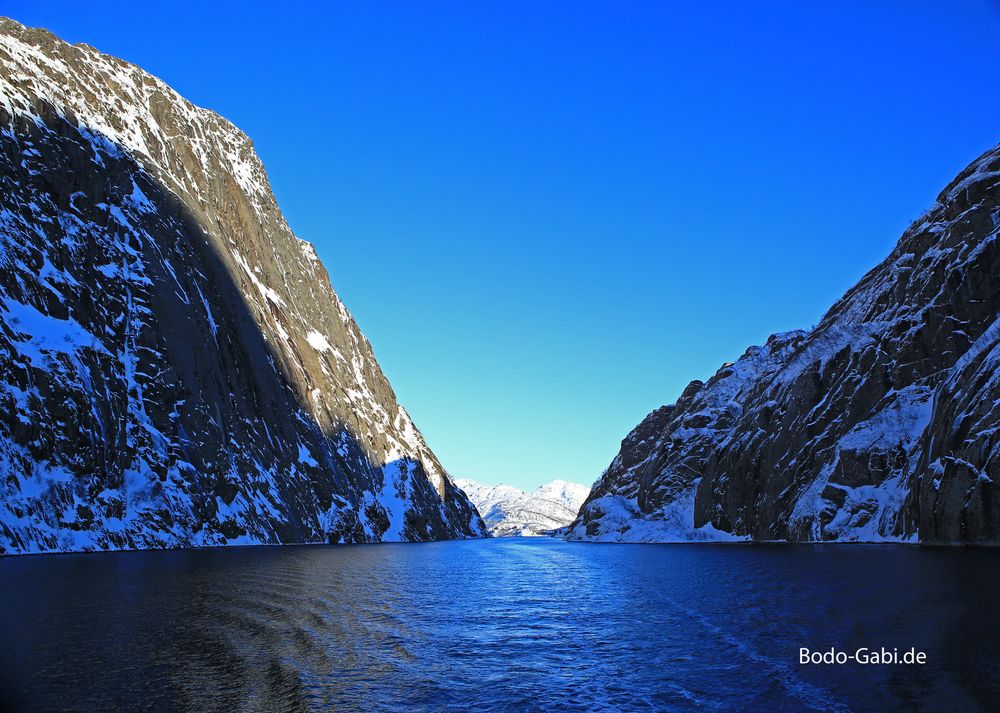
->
[[9, 1, 1000, 491]]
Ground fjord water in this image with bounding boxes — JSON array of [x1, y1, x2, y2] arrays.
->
[[1, 540, 998, 712]]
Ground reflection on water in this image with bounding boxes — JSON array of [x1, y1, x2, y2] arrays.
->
[[1, 539, 999, 711]]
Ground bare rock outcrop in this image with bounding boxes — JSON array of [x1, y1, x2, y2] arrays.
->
[[0, 18, 487, 553], [569, 141, 1000, 544]]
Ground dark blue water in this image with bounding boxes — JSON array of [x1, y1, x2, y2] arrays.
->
[[1, 539, 998, 712]]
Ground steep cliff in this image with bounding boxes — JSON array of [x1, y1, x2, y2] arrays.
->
[[568, 141, 1000, 544], [0, 18, 487, 553]]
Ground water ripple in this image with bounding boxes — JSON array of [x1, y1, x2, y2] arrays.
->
[[2, 540, 1000, 711]]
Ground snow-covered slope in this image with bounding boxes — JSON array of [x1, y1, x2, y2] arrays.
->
[[568, 141, 1000, 545], [456, 479, 590, 536], [0, 18, 487, 553]]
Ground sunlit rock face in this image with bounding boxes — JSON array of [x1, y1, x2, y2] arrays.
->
[[569, 142, 1000, 544], [0, 18, 487, 553]]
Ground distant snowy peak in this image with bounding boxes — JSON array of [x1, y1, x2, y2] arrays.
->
[[457, 479, 590, 537]]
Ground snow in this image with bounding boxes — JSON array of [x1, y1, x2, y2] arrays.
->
[[457, 479, 590, 536], [306, 330, 332, 353], [836, 385, 934, 453], [370, 460, 410, 541], [0, 27, 272, 212], [566, 489, 747, 543], [297, 444, 319, 467], [299, 240, 320, 263], [1, 296, 108, 366], [232, 251, 286, 307]]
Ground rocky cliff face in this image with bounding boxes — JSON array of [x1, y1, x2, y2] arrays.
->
[[456, 479, 589, 537], [0, 18, 487, 553], [568, 142, 1000, 544]]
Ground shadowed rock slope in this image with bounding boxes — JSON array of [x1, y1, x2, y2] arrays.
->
[[0, 18, 486, 553], [568, 141, 1000, 544]]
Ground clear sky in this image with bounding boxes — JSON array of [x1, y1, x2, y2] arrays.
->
[[8, 1, 1000, 491]]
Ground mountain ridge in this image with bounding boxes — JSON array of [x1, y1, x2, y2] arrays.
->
[[568, 140, 1000, 545], [457, 479, 590, 537], [0, 17, 487, 553]]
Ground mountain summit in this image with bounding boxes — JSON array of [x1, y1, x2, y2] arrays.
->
[[0, 18, 487, 553]]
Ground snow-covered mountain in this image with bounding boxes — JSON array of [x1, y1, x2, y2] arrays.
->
[[568, 140, 1000, 545], [456, 479, 590, 536], [0, 18, 487, 553]]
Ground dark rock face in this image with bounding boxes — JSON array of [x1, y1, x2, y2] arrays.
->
[[0, 19, 486, 553], [905, 320, 1000, 543], [568, 142, 1000, 544]]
